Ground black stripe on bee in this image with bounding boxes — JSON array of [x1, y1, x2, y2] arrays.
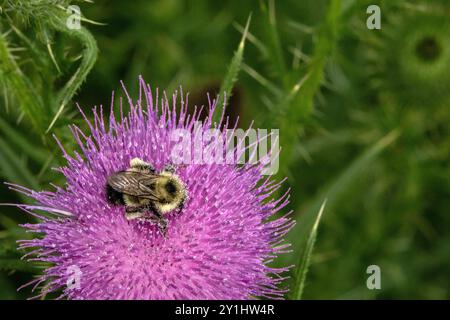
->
[[106, 184, 125, 205]]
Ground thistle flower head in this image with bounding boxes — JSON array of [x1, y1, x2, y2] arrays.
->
[[14, 78, 294, 300]]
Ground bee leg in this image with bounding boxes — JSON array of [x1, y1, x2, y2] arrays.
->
[[135, 204, 168, 237], [125, 206, 146, 220], [176, 201, 185, 214], [150, 207, 168, 236], [138, 213, 168, 237], [155, 216, 168, 237], [129, 157, 156, 174]]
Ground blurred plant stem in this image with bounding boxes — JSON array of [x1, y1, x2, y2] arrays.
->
[[290, 199, 327, 300], [213, 14, 251, 126], [277, 0, 341, 180]]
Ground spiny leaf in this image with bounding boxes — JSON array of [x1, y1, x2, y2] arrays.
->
[[233, 21, 268, 57], [212, 14, 251, 126], [0, 116, 48, 164], [287, 0, 341, 119], [46, 19, 98, 133], [0, 136, 40, 191], [290, 199, 327, 300], [261, 0, 288, 88], [9, 24, 52, 77], [46, 42, 62, 74], [0, 33, 46, 132], [277, 0, 342, 177], [242, 63, 282, 96]]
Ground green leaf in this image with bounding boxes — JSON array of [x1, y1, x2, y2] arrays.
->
[[284, 130, 400, 265], [261, 0, 288, 88], [0, 116, 48, 164], [9, 24, 53, 78], [0, 136, 40, 191], [276, 0, 342, 177], [0, 237, 21, 256], [242, 63, 282, 97], [0, 274, 21, 299], [0, 214, 20, 230], [46, 19, 98, 133], [0, 258, 38, 273], [212, 14, 251, 125], [0, 34, 46, 132], [290, 199, 327, 300]]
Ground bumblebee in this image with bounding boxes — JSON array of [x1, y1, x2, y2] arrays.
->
[[106, 158, 188, 235]]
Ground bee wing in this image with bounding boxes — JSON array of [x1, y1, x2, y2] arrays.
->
[[107, 171, 161, 201]]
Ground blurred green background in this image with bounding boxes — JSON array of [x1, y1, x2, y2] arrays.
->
[[0, 0, 449, 299]]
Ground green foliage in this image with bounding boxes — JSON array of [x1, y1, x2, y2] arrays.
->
[[290, 199, 326, 300], [213, 14, 251, 126], [0, 0, 449, 299]]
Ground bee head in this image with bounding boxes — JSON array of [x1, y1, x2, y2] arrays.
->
[[164, 180, 178, 195]]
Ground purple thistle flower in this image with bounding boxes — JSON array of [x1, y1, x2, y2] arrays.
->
[[13, 77, 294, 300]]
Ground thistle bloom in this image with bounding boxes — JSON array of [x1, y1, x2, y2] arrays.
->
[[14, 78, 294, 300]]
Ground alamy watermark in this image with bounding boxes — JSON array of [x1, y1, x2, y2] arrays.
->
[[366, 5, 381, 30], [66, 265, 82, 290], [66, 5, 81, 30], [169, 121, 280, 175], [366, 265, 381, 290]]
